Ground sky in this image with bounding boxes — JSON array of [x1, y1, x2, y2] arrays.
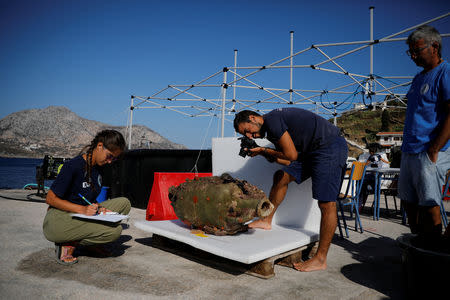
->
[[1, 0, 449, 149]]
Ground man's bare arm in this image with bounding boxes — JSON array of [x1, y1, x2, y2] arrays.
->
[[248, 131, 297, 165]]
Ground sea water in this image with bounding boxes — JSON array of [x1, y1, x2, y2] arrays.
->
[[0, 157, 47, 189]]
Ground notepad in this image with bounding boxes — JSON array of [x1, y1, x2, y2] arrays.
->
[[71, 213, 129, 223]]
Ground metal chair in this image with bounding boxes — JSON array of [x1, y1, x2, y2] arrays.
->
[[337, 161, 368, 238], [379, 173, 400, 214]]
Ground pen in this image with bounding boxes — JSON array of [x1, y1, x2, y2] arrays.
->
[[78, 193, 93, 205], [79, 193, 102, 215]]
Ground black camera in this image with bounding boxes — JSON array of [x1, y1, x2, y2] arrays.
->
[[238, 136, 259, 157]]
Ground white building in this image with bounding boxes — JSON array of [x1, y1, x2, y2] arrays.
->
[[376, 132, 403, 148]]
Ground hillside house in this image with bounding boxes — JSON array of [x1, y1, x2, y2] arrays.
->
[[376, 132, 403, 148]]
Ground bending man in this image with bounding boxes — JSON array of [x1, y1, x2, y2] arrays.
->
[[234, 108, 348, 272]]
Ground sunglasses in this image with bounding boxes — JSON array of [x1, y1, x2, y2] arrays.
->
[[406, 44, 430, 57], [103, 146, 119, 162]]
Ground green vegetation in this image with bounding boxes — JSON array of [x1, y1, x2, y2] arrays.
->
[[331, 106, 406, 158]]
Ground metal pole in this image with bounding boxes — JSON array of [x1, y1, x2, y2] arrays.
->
[[221, 69, 228, 137], [334, 102, 337, 126], [233, 50, 237, 102], [370, 6, 375, 111], [128, 96, 134, 150], [290, 31, 294, 104], [370, 6, 374, 79], [233, 50, 238, 137]]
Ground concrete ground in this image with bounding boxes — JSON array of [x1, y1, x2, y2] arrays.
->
[[1, 189, 448, 300]]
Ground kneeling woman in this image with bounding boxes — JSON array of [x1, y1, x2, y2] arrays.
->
[[43, 130, 131, 265]]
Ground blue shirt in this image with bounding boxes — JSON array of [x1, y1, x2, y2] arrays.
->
[[50, 155, 102, 205], [262, 107, 340, 155], [402, 61, 450, 153]]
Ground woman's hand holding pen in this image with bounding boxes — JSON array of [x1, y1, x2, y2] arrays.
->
[[83, 203, 99, 216], [82, 204, 112, 215], [78, 193, 111, 215]]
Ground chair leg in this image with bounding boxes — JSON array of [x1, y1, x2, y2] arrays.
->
[[393, 195, 398, 213], [338, 201, 349, 238], [336, 210, 344, 238], [354, 202, 364, 233], [384, 194, 389, 217]]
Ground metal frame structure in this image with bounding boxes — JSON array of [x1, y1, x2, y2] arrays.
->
[[126, 8, 449, 149]]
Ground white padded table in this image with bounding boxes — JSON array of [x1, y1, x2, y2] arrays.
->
[[135, 220, 318, 264], [134, 137, 321, 264]]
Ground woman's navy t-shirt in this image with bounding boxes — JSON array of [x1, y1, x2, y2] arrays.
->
[[262, 107, 340, 154], [50, 155, 102, 205]]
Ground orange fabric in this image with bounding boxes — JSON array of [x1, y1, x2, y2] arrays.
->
[[350, 161, 367, 181]]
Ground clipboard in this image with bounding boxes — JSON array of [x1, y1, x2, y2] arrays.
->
[[71, 212, 129, 223]]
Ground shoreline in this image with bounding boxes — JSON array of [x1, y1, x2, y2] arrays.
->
[[0, 155, 43, 159]]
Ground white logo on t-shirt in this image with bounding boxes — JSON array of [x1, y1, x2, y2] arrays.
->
[[420, 83, 429, 95]]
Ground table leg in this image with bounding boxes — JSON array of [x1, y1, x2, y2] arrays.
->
[[373, 172, 380, 220], [377, 173, 382, 220]]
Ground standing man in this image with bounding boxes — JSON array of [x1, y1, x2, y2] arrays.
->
[[399, 25, 450, 249], [234, 107, 348, 272]]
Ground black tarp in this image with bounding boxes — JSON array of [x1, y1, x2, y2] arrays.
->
[[102, 149, 212, 209]]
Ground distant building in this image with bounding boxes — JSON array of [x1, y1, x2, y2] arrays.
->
[[376, 132, 403, 148], [353, 103, 365, 110]]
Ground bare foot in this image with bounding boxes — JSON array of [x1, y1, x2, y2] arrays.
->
[[293, 256, 327, 272], [248, 218, 272, 230]]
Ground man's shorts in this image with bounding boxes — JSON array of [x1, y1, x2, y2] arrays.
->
[[282, 135, 348, 202], [398, 147, 450, 207]]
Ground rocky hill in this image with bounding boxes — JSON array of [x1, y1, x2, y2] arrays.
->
[[0, 106, 185, 158], [336, 105, 406, 158]]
